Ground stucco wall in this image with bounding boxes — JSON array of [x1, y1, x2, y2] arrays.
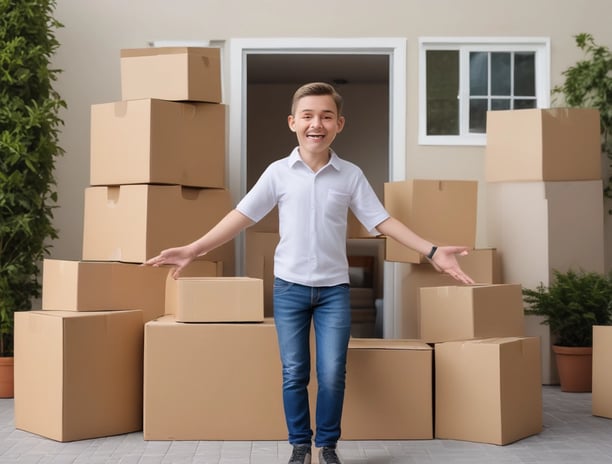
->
[[50, 0, 612, 270]]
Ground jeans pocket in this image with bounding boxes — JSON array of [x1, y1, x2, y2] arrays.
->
[[273, 277, 295, 296]]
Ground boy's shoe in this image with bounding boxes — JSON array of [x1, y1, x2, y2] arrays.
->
[[319, 446, 342, 464], [288, 444, 311, 464]]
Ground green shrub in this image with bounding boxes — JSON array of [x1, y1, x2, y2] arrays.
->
[[523, 269, 612, 347], [0, 0, 65, 356]]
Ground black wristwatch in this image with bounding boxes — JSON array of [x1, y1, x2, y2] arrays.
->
[[426, 246, 438, 260]]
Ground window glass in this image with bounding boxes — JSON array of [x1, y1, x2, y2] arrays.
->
[[469, 99, 488, 133], [469, 52, 488, 96], [514, 52, 536, 96], [426, 50, 459, 135], [491, 52, 511, 95]]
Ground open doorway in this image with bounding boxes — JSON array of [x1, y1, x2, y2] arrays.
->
[[228, 38, 407, 338]]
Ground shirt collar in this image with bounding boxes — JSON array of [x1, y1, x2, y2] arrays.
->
[[287, 147, 341, 172]]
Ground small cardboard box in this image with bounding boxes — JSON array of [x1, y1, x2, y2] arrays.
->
[[397, 248, 501, 339], [593, 325, 612, 419], [165, 276, 264, 322], [42, 259, 221, 323], [486, 108, 601, 182], [90, 99, 225, 188], [384, 180, 477, 263], [435, 337, 543, 445], [120, 47, 222, 103], [419, 284, 524, 343], [341, 338, 433, 439], [82, 185, 234, 271], [144, 316, 290, 440], [14, 310, 143, 442]]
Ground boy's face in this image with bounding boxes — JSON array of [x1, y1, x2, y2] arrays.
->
[[288, 95, 345, 156]]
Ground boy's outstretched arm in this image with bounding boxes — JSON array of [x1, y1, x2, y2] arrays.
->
[[144, 209, 254, 279], [375, 217, 475, 285]]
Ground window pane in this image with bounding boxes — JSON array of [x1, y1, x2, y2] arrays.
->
[[469, 98, 487, 133], [469, 52, 488, 96], [514, 52, 535, 96], [426, 50, 459, 135], [514, 99, 537, 109], [491, 52, 511, 95], [491, 99, 511, 110]]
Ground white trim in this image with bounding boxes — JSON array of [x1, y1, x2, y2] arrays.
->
[[228, 37, 407, 338], [418, 36, 551, 146]]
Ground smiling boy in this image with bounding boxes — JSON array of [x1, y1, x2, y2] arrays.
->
[[146, 82, 474, 464]]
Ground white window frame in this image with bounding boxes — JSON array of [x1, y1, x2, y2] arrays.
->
[[418, 37, 551, 146]]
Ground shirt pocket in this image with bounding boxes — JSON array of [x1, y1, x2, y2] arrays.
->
[[325, 190, 351, 219]]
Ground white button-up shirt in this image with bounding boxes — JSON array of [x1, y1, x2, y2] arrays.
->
[[237, 148, 390, 287]]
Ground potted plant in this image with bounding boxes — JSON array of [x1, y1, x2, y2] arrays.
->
[[0, 0, 65, 397], [523, 269, 612, 392], [552, 32, 612, 213]]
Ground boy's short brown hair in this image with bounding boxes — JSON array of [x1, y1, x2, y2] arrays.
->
[[291, 82, 344, 116]]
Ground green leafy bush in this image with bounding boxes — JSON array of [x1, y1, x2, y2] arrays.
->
[[0, 0, 65, 356], [523, 269, 612, 347]]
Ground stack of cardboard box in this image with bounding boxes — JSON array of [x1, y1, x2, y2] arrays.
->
[[13, 47, 233, 442], [485, 108, 605, 385], [383, 178, 502, 339]]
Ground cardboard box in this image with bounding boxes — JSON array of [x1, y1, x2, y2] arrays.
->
[[593, 325, 612, 419], [396, 249, 501, 339], [486, 180, 605, 290], [120, 47, 222, 103], [14, 310, 143, 442], [341, 338, 433, 439], [384, 180, 477, 263], [419, 284, 524, 343], [486, 108, 601, 182], [165, 276, 264, 322], [42, 259, 221, 322], [82, 185, 234, 271], [143, 316, 289, 440], [90, 99, 225, 188], [435, 337, 542, 445]]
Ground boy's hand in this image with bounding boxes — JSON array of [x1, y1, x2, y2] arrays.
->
[[428, 246, 475, 285], [144, 246, 197, 279]]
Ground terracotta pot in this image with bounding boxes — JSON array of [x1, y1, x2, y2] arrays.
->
[[0, 357, 14, 398], [552, 345, 592, 393]]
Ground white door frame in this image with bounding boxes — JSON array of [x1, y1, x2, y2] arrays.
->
[[228, 37, 407, 338]]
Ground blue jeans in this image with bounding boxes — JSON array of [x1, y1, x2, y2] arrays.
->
[[273, 277, 351, 448]]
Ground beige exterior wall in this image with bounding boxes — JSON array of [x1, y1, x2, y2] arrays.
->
[[50, 0, 612, 270]]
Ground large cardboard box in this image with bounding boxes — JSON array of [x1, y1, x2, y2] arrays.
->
[[486, 108, 601, 182], [165, 276, 264, 322], [90, 99, 225, 188], [341, 339, 433, 439], [397, 248, 501, 339], [14, 310, 143, 442], [486, 180, 605, 289], [419, 284, 524, 343], [143, 316, 289, 440], [120, 47, 222, 103], [593, 325, 612, 419], [82, 184, 234, 271], [42, 259, 221, 322], [435, 337, 542, 445], [384, 180, 477, 263]]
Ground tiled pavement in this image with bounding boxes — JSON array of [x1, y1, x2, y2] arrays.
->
[[1, 386, 612, 463]]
